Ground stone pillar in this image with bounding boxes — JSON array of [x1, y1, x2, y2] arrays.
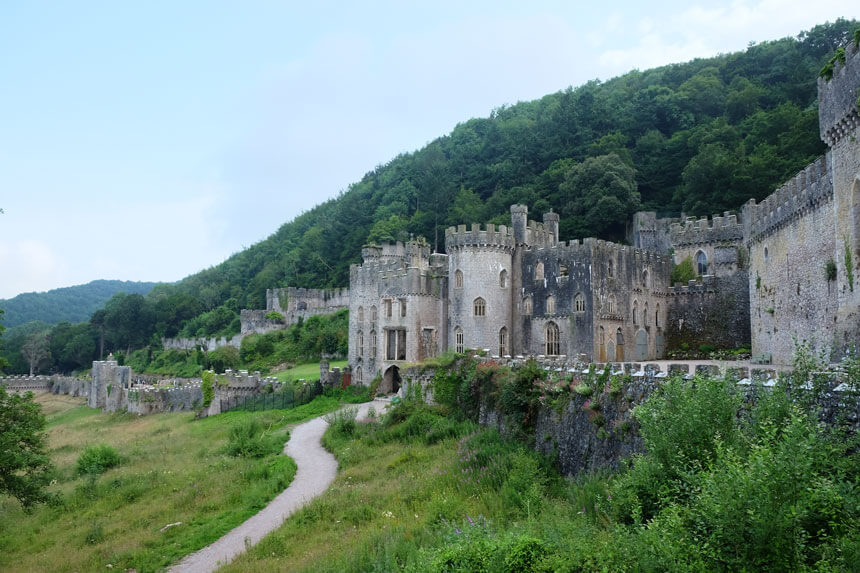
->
[[543, 211, 559, 245]]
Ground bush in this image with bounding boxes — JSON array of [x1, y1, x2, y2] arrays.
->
[[225, 418, 285, 458], [76, 444, 122, 475], [208, 345, 240, 372], [201, 370, 214, 407], [670, 256, 697, 284], [324, 407, 358, 437]]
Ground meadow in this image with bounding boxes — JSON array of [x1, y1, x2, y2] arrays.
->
[[0, 392, 345, 572]]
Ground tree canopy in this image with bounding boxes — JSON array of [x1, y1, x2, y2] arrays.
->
[[0, 386, 55, 508]]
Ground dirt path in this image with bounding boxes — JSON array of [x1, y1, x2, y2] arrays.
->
[[169, 399, 388, 573]]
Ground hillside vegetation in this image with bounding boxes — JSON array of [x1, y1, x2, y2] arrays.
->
[[0, 280, 158, 329]]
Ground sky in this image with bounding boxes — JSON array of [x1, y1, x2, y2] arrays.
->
[[1, 0, 858, 300]]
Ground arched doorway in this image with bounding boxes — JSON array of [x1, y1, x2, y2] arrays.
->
[[380, 365, 401, 394], [616, 328, 624, 361], [606, 339, 616, 362]]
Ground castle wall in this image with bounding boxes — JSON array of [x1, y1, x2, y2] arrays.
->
[[666, 274, 751, 351], [670, 213, 745, 278], [266, 286, 349, 325]]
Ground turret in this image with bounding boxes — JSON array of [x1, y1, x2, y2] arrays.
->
[[511, 204, 528, 245], [543, 211, 559, 245]]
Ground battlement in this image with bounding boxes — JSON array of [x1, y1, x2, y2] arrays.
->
[[669, 211, 744, 247], [667, 274, 719, 294], [819, 40, 860, 147], [744, 153, 833, 244], [445, 223, 515, 251]]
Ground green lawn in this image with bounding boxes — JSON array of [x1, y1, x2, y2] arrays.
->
[[273, 360, 348, 383]]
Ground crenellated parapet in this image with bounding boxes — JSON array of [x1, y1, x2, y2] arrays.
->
[[819, 40, 860, 147], [669, 211, 744, 248], [743, 154, 833, 245], [445, 223, 515, 252]]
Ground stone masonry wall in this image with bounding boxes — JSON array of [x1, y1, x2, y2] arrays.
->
[[666, 273, 751, 351]]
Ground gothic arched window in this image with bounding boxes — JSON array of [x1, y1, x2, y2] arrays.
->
[[523, 296, 533, 315], [545, 322, 560, 356], [455, 327, 464, 353], [474, 297, 486, 317], [535, 262, 544, 281], [696, 250, 708, 275], [500, 269, 508, 288], [499, 327, 508, 357], [574, 293, 585, 312], [358, 306, 364, 322], [546, 295, 556, 314], [455, 269, 464, 288]]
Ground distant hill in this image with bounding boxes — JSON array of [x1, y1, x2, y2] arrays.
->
[[0, 280, 160, 328]]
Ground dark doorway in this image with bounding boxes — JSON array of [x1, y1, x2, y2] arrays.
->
[[380, 365, 401, 394]]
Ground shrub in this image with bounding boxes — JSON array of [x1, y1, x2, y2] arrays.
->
[[670, 256, 697, 284], [264, 311, 285, 321], [76, 444, 122, 476], [225, 418, 285, 458], [201, 370, 214, 407], [324, 407, 358, 437]]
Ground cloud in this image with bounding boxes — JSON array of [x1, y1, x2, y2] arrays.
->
[[598, 0, 856, 75], [0, 240, 68, 298]]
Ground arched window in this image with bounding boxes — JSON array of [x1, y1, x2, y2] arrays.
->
[[358, 306, 364, 322], [546, 295, 556, 314], [474, 297, 486, 317], [455, 327, 464, 353], [608, 259, 614, 278], [545, 322, 560, 356], [642, 270, 649, 288], [696, 250, 708, 275], [370, 330, 377, 357], [535, 262, 544, 281], [608, 295, 616, 314], [499, 327, 508, 357], [523, 296, 533, 315], [455, 269, 463, 288], [644, 302, 649, 326], [655, 303, 661, 328], [371, 305, 377, 321], [574, 293, 585, 312], [400, 299, 407, 317], [499, 269, 508, 288], [357, 331, 364, 357], [355, 367, 363, 383], [633, 300, 639, 324], [616, 328, 624, 345]]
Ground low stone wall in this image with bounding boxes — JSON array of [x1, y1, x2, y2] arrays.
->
[[162, 334, 244, 352], [400, 357, 860, 477]]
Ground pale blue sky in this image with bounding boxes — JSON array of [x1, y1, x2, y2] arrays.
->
[[1, 0, 857, 299]]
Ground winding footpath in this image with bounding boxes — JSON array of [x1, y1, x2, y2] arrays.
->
[[169, 399, 387, 573]]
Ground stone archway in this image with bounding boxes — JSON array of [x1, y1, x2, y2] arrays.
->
[[380, 365, 401, 395]]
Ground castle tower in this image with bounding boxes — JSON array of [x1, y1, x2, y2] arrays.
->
[[445, 223, 515, 356], [511, 204, 528, 246], [819, 39, 860, 351], [543, 211, 560, 245]]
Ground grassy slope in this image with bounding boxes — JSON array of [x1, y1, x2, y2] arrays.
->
[[273, 360, 348, 382], [0, 393, 346, 573]]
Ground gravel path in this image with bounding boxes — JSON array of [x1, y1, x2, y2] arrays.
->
[[169, 399, 388, 573]]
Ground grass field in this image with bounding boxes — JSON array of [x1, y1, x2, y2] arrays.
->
[[0, 392, 345, 573], [273, 360, 348, 383]]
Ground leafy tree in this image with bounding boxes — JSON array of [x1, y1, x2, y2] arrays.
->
[[0, 386, 54, 508], [21, 333, 50, 376], [671, 256, 698, 285]]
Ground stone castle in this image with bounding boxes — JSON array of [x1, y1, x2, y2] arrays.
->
[[229, 39, 860, 387]]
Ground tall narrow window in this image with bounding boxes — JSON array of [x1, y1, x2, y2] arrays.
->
[[696, 250, 708, 275], [535, 262, 544, 281], [642, 270, 649, 288], [400, 299, 407, 317], [384, 299, 392, 317], [455, 269, 464, 288], [633, 300, 639, 324], [574, 293, 585, 312], [644, 302, 649, 326], [608, 259, 614, 278], [370, 330, 377, 357], [608, 295, 616, 314], [655, 303, 661, 328], [358, 306, 364, 322], [499, 269, 508, 288], [546, 322, 560, 356], [546, 295, 556, 314], [455, 327, 464, 353], [358, 331, 364, 357], [474, 297, 486, 317], [355, 367, 363, 383], [499, 327, 508, 357], [386, 329, 407, 360], [397, 329, 406, 360], [371, 305, 377, 321], [523, 296, 533, 315]]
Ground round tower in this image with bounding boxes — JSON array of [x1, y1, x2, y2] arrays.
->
[[445, 223, 514, 356]]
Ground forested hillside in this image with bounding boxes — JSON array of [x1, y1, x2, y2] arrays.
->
[[169, 20, 855, 317], [0, 280, 158, 328], [2, 20, 856, 374]]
